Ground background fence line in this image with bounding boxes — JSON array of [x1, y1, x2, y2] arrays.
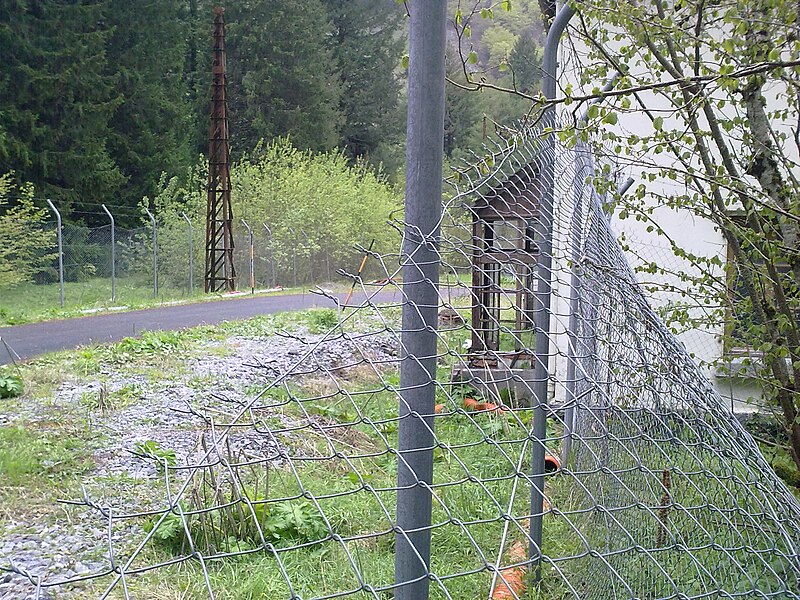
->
[[0, 203, 392, 321]]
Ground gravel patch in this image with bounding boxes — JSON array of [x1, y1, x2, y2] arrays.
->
[[0, 327, 399, 598]]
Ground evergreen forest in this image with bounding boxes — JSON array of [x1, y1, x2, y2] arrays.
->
[[0, 0, 545, 227]]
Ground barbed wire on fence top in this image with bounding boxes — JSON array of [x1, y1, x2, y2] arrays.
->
[[2, 127, 799, 599]]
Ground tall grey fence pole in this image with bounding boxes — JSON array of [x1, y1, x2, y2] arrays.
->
[[529, 3, 576, 580], [45, 199, 65, 308], [101, 204, 116, 302], [288, 226, 297, 288], [563, 76, 619, 465], [144, 208, 158, 297], [395, 1, 446, 599], [241, 218, 254, 294], [263, 223, 276, 288], [301, 230, 310, 285], [182, 212, 193, 294]]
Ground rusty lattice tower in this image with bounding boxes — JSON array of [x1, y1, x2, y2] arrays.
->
[[205, 6, 236, 293]]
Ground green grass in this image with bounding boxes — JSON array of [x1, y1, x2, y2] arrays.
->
[[0, 425, 92, 486], [88, 370, 575, 599], [4, 301, 798, 599], [0, 276, 183, 325], [0, 420, 98, 529], [0, 276, 333, 326]]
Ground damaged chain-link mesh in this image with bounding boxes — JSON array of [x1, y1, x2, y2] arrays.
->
[[5, 128, 800, 599]]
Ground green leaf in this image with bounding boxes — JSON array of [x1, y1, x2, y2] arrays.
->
[[602, 112, 618, 125], [0, 373, 23, 399], [401, 54, 409, 70], [468, 50, 478, 64], [653, 116, 664, 131]]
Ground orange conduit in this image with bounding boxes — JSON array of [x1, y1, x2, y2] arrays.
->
[[545, 451, 561, 472], [462, 397, 507, 413], [343, 239, 375, 308], [490, 540, 528, 599], [463, 397, 482, 411]]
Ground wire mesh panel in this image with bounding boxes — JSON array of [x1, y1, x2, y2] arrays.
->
[[5, 128, 800, 599]]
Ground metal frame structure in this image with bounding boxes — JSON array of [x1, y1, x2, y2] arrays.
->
[[204, 6, 236, 293], [469, 163, 541, 366]]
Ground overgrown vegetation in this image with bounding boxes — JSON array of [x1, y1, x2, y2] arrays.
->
[[0, 174, 56, 289], [147, 139, 403, 289], [562, 0, 800, 472], [0, 369, 23, 399], [2, 298, 797, 598], [0, 425, 92, 487]]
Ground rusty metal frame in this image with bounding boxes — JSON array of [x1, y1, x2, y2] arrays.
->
[[204, 6, 236, 293]]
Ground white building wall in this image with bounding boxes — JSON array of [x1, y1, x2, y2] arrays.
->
[[546, 22, 786, 412]]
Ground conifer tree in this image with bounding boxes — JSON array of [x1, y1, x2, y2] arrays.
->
[[224, 0, 343, 154], [104, 0, 195, 212], [322, 0, 406, 164], [0, 0, 123, 210]]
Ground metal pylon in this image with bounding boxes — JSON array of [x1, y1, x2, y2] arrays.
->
[[205, 6, 236, 293]]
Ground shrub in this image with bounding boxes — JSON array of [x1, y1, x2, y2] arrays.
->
[[0, 173, 57, 288], [0, 371, 23, 399]]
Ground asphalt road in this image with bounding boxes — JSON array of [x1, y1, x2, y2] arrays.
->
[[0, 289, 402, 364]]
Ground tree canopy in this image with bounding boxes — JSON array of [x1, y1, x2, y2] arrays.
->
[[0, 0, 409, 220]]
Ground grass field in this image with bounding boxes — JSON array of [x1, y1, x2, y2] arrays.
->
[[0, 276, 193, 325], [0, 305, 578, 599], [0, 276, 325, 326]]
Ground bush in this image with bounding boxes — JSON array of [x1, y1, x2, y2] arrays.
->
[[0, 173, 57, 288], [145, 139, 403, 288], [308, 308, 339, 332], [0, 371, 23, 399]]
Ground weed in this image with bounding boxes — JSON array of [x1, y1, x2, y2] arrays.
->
[[0, 425, 91, 485], [133, 440, 177, 471], [261, 500, 328, 544], [114, 330, 184, 358], [82, 383, 140, 413], [0, 307, 28, 326], [73, 348, 101, 376], [308, 308, 339, 333], [0, 370, 23, 398], [143, 504, 191, 551], [308, 401, 353, 422], [450, 383, 482, 404]]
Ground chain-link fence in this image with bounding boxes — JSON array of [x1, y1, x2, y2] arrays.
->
[[3, 124, 798, 598], [0, 206, 387, 322]]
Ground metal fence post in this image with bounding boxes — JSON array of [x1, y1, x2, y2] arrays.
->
[[301, 229, 310, 285], [288, 226, 297, 288], [263, 223, 276, 289], [182, 212, 193, 294], [241, 218, 254, 294], [101, 204, 116, 302], [563, 76, 619, 465], [45, 199, 64, 308], [145, 208, 158, 297], [529, 3, 577, 581], [395, 2, 446, 598]]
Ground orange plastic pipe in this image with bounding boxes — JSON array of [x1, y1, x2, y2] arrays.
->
[[490, 540, 528, 599]]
